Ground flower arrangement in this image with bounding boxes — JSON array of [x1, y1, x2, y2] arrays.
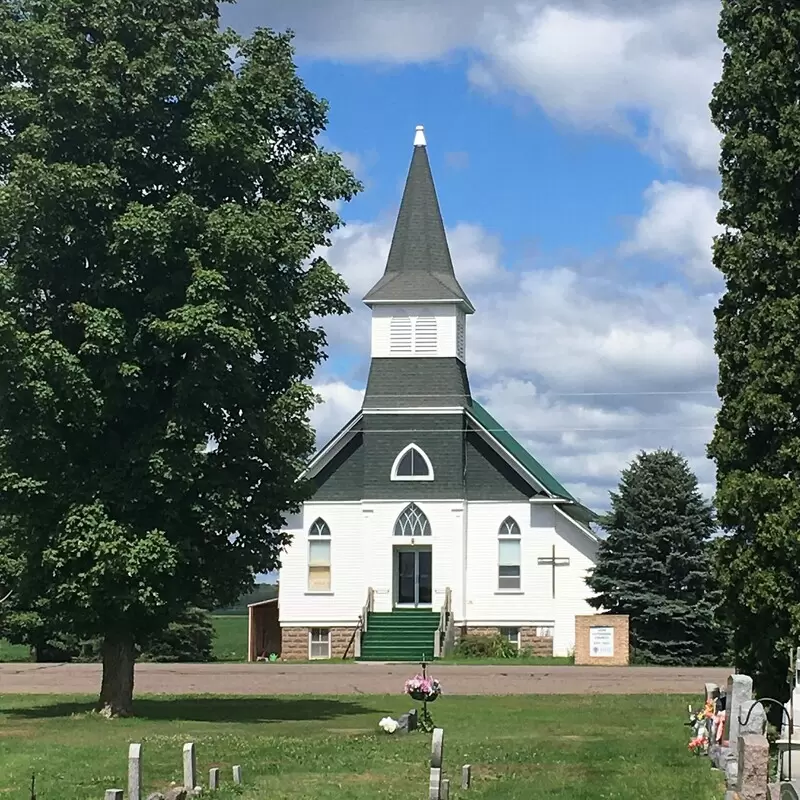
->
[[404, 674, 442, 703], [379, 716, 399, 734], [686, 700, 716, 756]]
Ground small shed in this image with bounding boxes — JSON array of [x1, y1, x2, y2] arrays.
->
[[247, 598, 280, 662]]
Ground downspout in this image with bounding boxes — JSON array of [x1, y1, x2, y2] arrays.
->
[[461, 418, 469, 627]]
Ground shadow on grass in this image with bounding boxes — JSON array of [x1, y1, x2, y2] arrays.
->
[[5, 696, 378, 723]]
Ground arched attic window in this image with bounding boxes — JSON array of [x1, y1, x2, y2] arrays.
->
[[394, 503, 432, 537], [391, 443, 434, 481], [498, 516, 521, 591], [308, 518, 331, 592]]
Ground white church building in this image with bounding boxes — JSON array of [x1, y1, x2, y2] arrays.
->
[[275, 126, 599, 662]]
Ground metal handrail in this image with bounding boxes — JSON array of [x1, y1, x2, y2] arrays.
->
[[434, 587, 452, 659]]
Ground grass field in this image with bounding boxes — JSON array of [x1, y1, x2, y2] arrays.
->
[[211, 615, 248, 662], [0, 693, 722, 800]]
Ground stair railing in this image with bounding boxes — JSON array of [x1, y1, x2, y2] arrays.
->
[[344, 587, 374, 660], [434, 587, 452, 659]]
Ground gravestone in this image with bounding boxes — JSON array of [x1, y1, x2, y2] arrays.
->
[[461, 764, 472, 789], [740, 701, 768, 736], [397, 709, 418, 733], [129, 743, 142, 800], [232, 765, 242, 785], [724, 674, 754, 750], [736, 733, 769, 800], [208, 768, 220, 791], [767, 782, 800, 800], [441, 778, 450, 800], [429, 728, 445, 800], [705, 683, 720, 702], [182, 743, 196, 791], [165, 789, 188, 800], [105, 791, 123, 800]]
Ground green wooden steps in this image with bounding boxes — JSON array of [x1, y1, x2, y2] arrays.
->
[[357, 609, 440, 662]]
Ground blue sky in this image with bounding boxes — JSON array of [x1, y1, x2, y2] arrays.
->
[[221, 0, 725, 520]]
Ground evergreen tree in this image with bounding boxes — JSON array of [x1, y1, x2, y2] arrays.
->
[[0, 0, 359, 715], [586, 450, 723, 665], [707, 0, 800, 698]]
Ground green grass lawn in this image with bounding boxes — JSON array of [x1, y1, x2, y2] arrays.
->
[[0, 638, 30, 662], [0, 693, 722, 800], [211, 615, 248, 662]]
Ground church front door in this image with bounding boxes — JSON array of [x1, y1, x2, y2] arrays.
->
[[395, 547, 432, 607]]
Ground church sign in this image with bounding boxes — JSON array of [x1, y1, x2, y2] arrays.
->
[[574, 615, 630, 666], [589, 626, 614, 658]]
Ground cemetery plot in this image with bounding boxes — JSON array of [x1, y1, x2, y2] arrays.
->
[[0, 693, 721, 799]]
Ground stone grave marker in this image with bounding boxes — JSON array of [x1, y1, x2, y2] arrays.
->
[[105, 791, 123, 800], [724, 673, 754, 750], [461, 764, 472, 789], [736, 733, 769, 800], [208, 768, 220, 791], [429, 728, 444, 800], [183, 743, 197, 791], [441, 778, 450, 799], [129, 743, 142, 800], [232, 765, 242, 785]]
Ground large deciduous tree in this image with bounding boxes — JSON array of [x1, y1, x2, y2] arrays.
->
[[707, 0, 800, 697], [586, 450, 724, 665], [0, 0, 359, 715]]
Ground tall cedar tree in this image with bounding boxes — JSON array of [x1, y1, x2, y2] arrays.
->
[[0, 0, 360, 716], [708, 1, 800, 697], [586, 450, 723, 665]]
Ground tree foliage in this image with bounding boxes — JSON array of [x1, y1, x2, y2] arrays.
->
[[586, 450, 725, 666], [0, 0, 359, 715], [707, 0, 800, 698]]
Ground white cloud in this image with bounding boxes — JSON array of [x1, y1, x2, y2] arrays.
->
[[311, 217, 719, 511], [621, 180, 722, 281], [225, 0, 724, 171], [472, 3, 722, 170], [310, 381, 364, 444]]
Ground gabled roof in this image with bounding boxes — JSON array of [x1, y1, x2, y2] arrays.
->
[[466, 401, 598, 525], [363, 126, 474, 313]]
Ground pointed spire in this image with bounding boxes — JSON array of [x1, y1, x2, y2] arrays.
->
[[363, 126, 473, 312]]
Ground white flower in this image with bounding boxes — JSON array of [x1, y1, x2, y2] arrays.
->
[[379, 716, 399, 734]]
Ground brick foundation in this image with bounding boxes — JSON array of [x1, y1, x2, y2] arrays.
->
[[279, 626, 357, 660], [461, 626, 554, 657]]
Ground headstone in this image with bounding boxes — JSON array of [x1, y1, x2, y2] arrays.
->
[[724, 673, 754, 749], [397, 709, 418, 733], [183, 742, 197, 791], [736, 733, 770, 800], [183, 743, 196, 791], [441, 778, 450, 800], [105, 791, 123, 800], [461, 764, 472, 789], [165, 789, 188, 800], [429, 728, 445, 800], [706, 683, 720, 702], [146, 794, 166, 800], [429, 767, 442, 800], [208, 768, 220, 791], [431, 728, 444, 768], [129, 743, 143, 800], [740, 701, 768, 736], [232, 765, 242, 785]]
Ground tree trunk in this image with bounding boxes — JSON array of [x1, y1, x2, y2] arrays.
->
[[96, 632, 136, 718]]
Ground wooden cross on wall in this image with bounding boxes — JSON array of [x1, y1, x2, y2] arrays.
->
[[537, 545, 571, 598]]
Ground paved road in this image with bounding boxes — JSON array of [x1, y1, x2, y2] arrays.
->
[[0, 662, 730, 695]]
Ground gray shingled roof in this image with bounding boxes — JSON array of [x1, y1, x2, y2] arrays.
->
[[363, 358, 472, 409], [363, 141, 474, 312]]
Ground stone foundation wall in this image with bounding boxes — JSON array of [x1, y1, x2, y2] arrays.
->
[[460, 626, 554, 657], [279, 626, 357, 660]]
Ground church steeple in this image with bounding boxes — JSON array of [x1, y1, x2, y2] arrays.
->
[[361, 126, 473, 410], [363, 125, 474, 313]]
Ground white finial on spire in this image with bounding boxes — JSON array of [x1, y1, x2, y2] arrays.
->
[[414, 125, 427, 147]]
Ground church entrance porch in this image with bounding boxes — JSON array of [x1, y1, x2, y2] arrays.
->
[[394, 546, 432, 608]]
